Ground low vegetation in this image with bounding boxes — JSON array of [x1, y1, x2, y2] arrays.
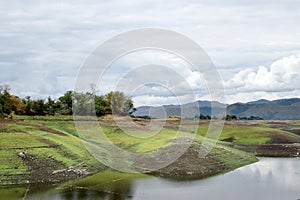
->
[[1, 116, 299, 185], [0, 108, 300, 200]]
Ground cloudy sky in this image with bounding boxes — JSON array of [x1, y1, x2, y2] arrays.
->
[[1, 0, 300, 106]]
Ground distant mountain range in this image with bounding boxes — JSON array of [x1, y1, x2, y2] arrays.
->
[[133, 98, 300, 120]]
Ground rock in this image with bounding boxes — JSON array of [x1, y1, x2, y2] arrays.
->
[[18, 151, 26, 158], [52, 169, 66, 174], [74, 169, 88, 175], [67, 166, 75, 172]]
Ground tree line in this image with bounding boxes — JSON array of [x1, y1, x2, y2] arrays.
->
[[196, 114, 263, 121], [0, 85, 134, 118]]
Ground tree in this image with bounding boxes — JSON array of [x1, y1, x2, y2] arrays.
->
[[45, 96, 61, 115], [59, 91, 73, 115], [105, 91, 134, 115], [32, 99, 45, 115], [95, 95, 110, 116], [10, 95, 26, 115], [23, 96, 34, 115], [197, 114, 211, 120], [72, 92, 95, 116], [224, 115, 238, 121], [0, 84, 135, 117], [0, 85, 12, 117]]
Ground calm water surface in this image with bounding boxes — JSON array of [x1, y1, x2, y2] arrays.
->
[[28, 157, 300, 200]]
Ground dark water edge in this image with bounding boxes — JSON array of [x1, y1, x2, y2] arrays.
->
[[1, 157, 299, 200]]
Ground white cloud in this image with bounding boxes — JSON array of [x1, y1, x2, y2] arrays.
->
[[95, 50, 209, 106], [0, 0, 300, 105], [132, 94, 197, 107], [224, 54, 300, 103]]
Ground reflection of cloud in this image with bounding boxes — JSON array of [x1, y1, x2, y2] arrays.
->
[[236, 158, 300, 191]]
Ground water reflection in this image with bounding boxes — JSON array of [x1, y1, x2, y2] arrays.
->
[[243, 157, 300, 191], [57, 187, 132, 200], [28, 171, 135, 200], [26, 158, 300, 200], [132, 157, 300, 200]]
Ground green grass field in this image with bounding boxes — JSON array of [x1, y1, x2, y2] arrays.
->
[[0, 119, 103, 185], [183, 121, 300, 144], [0, 116, 299, 187]]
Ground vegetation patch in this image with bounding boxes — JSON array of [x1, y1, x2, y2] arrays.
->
[[151, 142, 258, 179], [0, 117, 300, 195]]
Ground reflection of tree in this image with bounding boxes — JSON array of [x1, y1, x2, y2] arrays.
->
[[26, 183, 58, 198], [59, 180, 133, 200]]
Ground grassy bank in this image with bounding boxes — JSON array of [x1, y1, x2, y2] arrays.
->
[[0, 116, 299, 188], [0, 118, 105, 185]]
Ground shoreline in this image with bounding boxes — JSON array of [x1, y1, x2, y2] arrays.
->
[[0, 117, 300, 186]]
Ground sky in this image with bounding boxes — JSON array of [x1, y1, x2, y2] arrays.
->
[[1, 0, 300, 106]]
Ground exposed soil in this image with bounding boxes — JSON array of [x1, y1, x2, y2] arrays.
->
[[21, 153, 76, 183], [150, 144, 255, 180], [233, 143, 300, 157], [285, 129, 300, 136], [269, 131, 300, 143], [0, 119, 67, 136], [221, 136, 235, 143], [99, 117, 197, 134], [19, 151, 105, 185], [15, 121, 67, 136]]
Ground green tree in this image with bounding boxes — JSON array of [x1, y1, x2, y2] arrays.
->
[[198, 114, 211, 120], [23, 96, 33, 115], [72, 91, 96, 116], [95, 95, 110, 116], [106, 91, 134, 115], [45, 96, 60, 115], [0, 85, 12, 117], [59, 91, 73, 115], [225, 115, 238, 121], [32, 99, 45, 115]]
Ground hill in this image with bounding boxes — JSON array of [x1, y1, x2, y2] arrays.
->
[[134, 98, 300, 120], [227, 98, 300, 120], [133, 101, 227, 119]]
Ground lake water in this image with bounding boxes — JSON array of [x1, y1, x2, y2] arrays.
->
[[27, 157, 300, 200]]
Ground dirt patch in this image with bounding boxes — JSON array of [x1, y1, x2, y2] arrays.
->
[[148, 144, 256, 180], [234, 143, 300, 157], [15, 121, 67, 136], [221, 136, 235, 143], [270, 133, 292, 143], [20, 152, 85, 183], [21, 153, 78, 183], [270, 131, 300, 144], [286, 129, 300, 136], [98, 118, 196, 134], [0, 120, 27, 133], [151, 147, 227, 179], [0, 119, 11, 125], [267, 121, 290, 129]]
